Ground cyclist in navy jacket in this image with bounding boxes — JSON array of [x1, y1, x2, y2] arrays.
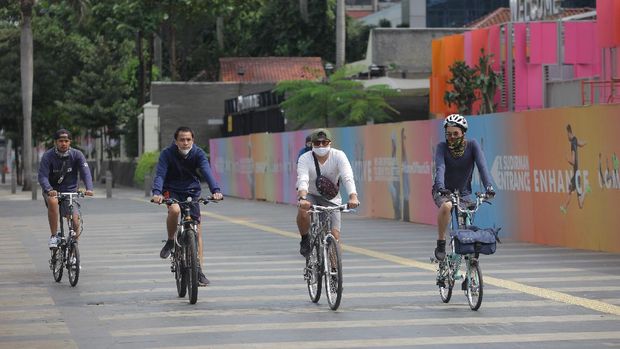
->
[[432, 114, 495, 261], [151, 126, 223, 286], [38, 129, 94, 249]]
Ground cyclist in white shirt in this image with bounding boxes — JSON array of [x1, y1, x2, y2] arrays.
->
[[296, 129, 360, 257]]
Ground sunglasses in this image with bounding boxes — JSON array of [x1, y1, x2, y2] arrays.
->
[[312, 140, 330, 147]]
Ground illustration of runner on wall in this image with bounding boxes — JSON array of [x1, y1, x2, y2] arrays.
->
[[401, 128, 410, 222], [389, 131, 401, 220], [560, 124, 588, 214]]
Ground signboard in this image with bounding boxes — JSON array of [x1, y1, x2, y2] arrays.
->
[[510, 0, 561, 22]]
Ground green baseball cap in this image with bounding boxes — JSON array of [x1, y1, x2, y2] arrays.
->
[[310, 128, 332, 142]]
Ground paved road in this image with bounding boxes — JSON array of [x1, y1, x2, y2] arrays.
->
[[1, 181, 620, 348]]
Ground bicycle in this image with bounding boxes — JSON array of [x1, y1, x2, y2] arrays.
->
[[431, 190, 496, 311], [303, 204, 353, 311], [49, 192, 85, 287], [153, 196, 218, 304]]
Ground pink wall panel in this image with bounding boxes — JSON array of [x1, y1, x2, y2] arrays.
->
[[530, 22, 557, 64], [597, 0, 615, 48], [464, 31, 473, 66], [514, 23, 529, 111], [527, 64, 543, 109]]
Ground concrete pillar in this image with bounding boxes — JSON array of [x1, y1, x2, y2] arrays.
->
[[106, 170, 112, 199], [31, 173, 37, 200], [10, 164, 16, 194], [144, 173, 151, 197], [143, 102, 160, 153]]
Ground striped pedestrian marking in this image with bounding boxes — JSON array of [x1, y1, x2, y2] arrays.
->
[[202, 210, 620, 316], [153, 331, 620, 349], [110, 315, 620, 337], [0, 340, 78, 349]]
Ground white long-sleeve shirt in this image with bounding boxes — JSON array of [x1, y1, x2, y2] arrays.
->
[[297, 148, 357, 204]]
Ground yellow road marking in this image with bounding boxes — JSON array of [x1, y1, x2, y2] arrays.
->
[[202, 210, 620, 316]]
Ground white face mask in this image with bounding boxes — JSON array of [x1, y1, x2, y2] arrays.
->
[[179, 147, 191, 156], [313, 146, 331, 157]]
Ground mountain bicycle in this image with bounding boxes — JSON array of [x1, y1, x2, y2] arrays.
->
[[431, 191, 496, 311], [153, 196, 218, 304], [49, 192, 85, 287], [303, 204, 353, 311]]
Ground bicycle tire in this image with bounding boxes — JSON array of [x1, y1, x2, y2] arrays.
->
[[51, 248, 63, 282], [306, 241, 322, 303], [185, 229, 199, 304], [67, 244, 80, 287], [465, 260, 483, 311], [174, 244, 187, 298], [324, 235, 343, 311], [438, 259, 453, 303]]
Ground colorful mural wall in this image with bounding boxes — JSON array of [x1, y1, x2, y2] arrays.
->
[[430, 1, 620, 116], [210, 103, 620, 253]]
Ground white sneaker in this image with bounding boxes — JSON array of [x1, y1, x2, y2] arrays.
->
[[48, 236, 59, 249]]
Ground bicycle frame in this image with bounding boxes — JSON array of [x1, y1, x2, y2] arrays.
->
[[50, 192, 85, 287]]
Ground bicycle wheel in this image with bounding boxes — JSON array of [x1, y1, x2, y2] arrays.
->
[[305, 240, 322, 303], [324, 235, 343, 311], [437, 258, 453, 303], [465, 259, 483, 311], [184, 229, 199, 304], [174, 245, 187, 298], [67, 244, 80, 287], [51, 247, 64, 282]]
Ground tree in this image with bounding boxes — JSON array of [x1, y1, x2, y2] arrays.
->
[[275, 68, 398, 128], [20, 0, 35, 190], [475, 49, 502, 115], [335, 0, 344, 67], [443, 61, 477, 115], [443, 50, 503, 116]]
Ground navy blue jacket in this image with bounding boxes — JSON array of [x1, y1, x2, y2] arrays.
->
[[38, 148, 94, 193], [152, 142, 221, 196], [433, 139, 493, 197]]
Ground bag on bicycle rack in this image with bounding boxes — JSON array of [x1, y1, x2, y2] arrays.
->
[[312, 153, 340, 200], [450, 227, 500, 255]]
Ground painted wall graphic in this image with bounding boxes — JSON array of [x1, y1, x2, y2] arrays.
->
[[211, 104, 620, 253]]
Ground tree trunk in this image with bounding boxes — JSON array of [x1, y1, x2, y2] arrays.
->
[[216, 16, 224, 50], [147, 33, 154, 101], [299, 0, 309, 22], [169, 22, 178, 81], [335, 0, 345, 68], [137, 30, 145, 108], [20, 3, 34, 191]]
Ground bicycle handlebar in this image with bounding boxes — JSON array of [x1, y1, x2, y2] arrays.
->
[[151, 196, 222, 206], [58, 192, 86, 198], [447, 191, 492, 214], [309, 204, 355, 213]]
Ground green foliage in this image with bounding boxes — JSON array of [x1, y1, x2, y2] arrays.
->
[[443, 61, 477, 115], [275, 68, 399, 128], [475, 49, 503, 115], [133, 150, 159, 187], [378, 19, 391, 28], [443, 50, 503, 116]]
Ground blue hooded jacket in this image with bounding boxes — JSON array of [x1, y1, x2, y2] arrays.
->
[[151, 142, 221, 196], [38, 147, 94, 193]]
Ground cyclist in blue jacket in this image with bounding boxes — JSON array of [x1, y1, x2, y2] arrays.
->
[[432, 114, 495, 261], [38, 129, 94, 249], [151, 126, 223, 286]]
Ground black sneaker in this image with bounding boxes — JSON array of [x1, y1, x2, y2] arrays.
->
[[198, 268, 210, 286], [461, 279, 468, 291], [299, 234, 311, 258], [434, 239, 446, 261], [160, 239, 174, 259]]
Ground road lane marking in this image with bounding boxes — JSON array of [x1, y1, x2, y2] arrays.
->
[[152, 331, 620, 349], [0, 322, 70, 337], [98, 300, 564, 321], [0, 340, 77, 349], [202, 210, 620, 316], [111, 314, 619, 337]]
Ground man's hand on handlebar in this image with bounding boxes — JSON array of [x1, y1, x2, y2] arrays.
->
[[151, 194, 164, 204], [485, 186, 496, 199], [438, 188, 452, 197], [211, 192, 223, 201]]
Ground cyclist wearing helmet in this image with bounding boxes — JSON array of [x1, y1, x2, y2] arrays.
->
[[432, 114, 495, 261]]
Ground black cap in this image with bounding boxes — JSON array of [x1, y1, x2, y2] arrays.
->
[[54, 129, 71, 140], [305, 135, 312, 143]]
